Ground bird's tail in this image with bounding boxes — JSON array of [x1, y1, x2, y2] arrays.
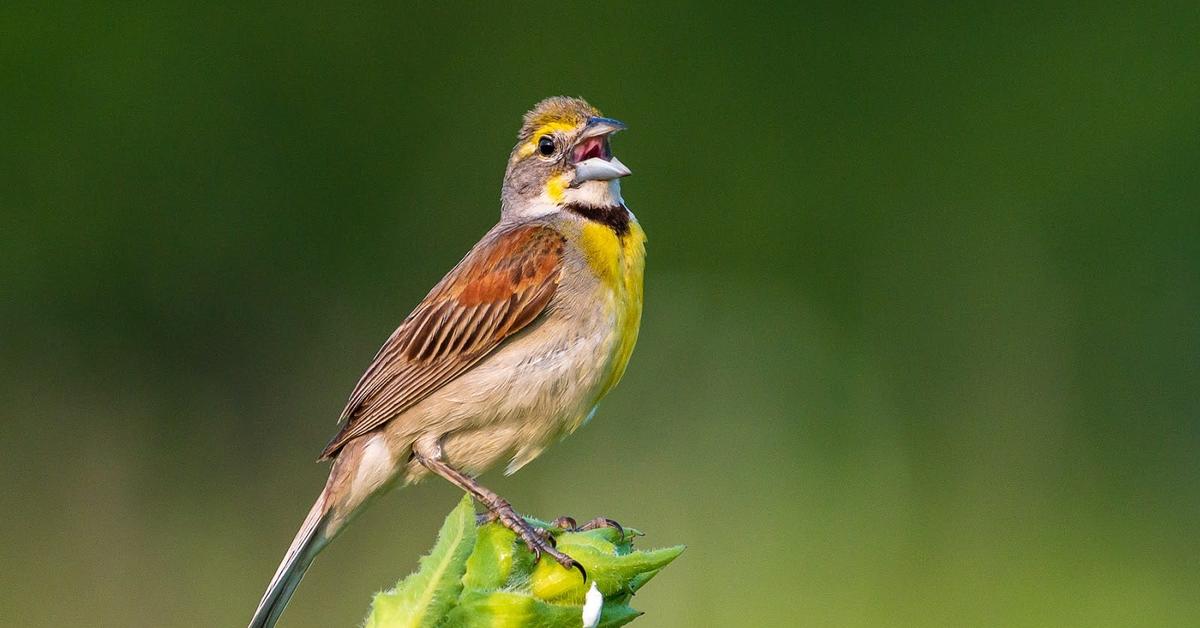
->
[[248, 490, 331, 628]]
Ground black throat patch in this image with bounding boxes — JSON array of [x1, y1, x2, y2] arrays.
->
[[565, 203, 630, 237]]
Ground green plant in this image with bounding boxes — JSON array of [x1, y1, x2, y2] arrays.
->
[[364, 496, 684, 628]]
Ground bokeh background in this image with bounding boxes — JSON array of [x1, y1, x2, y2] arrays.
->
[[3, 3, 1198, 627]]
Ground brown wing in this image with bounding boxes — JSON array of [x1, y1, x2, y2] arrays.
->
[[319, 224, 566, 459]]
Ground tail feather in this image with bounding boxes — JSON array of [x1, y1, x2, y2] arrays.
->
[[249, 491, 330, 628]]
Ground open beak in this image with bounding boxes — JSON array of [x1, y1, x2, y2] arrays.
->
[[571, 117, 632, 185]]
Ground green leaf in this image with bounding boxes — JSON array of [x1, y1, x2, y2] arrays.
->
[[597, 604, 643, 628], [363, 499, 683, 627], [530, 536, 685, 603], [443, 590, 581, 628], [364, 495, 477, 628], [461, 523, 518, 591]]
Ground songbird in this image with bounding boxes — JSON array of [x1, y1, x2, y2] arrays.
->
[[249, 96, 646, 627]]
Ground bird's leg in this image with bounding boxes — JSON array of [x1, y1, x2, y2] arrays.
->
[[415, 449, 586, 580]]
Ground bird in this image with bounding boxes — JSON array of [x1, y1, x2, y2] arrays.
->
[[248, 96, 646, 627]]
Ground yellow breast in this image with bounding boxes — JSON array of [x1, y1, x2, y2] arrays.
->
[[579, 219, 646, 399]]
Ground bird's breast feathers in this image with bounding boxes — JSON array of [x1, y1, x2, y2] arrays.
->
[[575, 212, 646, 400]]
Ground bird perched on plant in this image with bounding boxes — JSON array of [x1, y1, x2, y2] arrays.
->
[[249, 96, 645, 627]]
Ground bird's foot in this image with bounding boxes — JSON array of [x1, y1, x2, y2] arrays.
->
[[488, 501, 586, 581], [552, 515, 636, 539], [413, 450, 585, 580]]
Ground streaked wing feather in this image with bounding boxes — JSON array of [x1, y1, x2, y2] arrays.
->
[[320, 224, 565, 458]]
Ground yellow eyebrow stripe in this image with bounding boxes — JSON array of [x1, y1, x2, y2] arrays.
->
[[517, 121, 578, 158], [532, 121, 576, 137]]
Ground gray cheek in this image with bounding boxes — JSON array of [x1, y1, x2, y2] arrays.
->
[[506, 161, 557, 197], [516, 174, 538, 195]]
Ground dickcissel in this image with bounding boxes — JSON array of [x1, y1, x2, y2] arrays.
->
[[249, 96, 645, 627]]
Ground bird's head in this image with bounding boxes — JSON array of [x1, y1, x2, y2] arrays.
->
[[501, 96, 630, 217]]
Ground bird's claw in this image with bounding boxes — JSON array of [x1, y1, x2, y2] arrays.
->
[[514, 525, 585, 580], [534, 525, 557, 548], [490, 508, 584, 582], [553, 514, 628, 539], [560, 554, 587, 581], [579, 516, 625, 539]]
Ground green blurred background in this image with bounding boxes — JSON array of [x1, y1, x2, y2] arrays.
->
[[2, 3, 1198, 627]]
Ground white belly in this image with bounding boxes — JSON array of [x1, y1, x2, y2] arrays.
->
[[390, 291, 621, 481]]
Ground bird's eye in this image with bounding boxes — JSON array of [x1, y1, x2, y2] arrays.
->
[[537, 135, 556, 156]]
